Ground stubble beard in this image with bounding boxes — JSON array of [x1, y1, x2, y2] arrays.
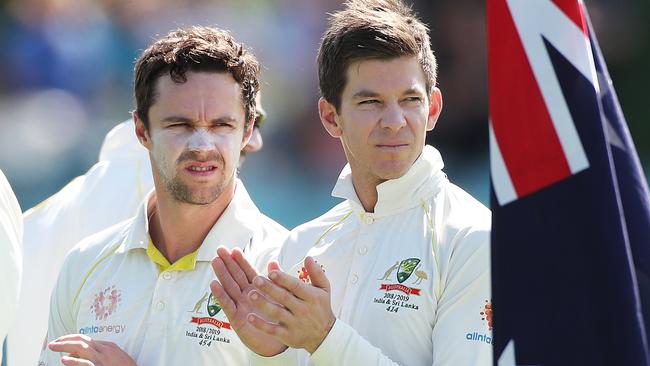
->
[[165, 174, 228, 205]]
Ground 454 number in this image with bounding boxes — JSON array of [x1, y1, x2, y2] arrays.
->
[[199, 339, 212, 347]]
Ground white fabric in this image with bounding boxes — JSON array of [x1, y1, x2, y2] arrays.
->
[[0, 169, 23, 365], [7, 121, 153, 366], [39, 181, 287, 365], [254, 145, 492, 366]]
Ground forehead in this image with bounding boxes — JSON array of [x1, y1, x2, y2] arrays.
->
[[150, 71, 245, 119], [343, 56, 427, 96]]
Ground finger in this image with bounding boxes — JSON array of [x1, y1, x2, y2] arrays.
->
[[217, 246, 251, 290], [209, 279, 238, 317], [49, 340, 98, 359], [247, 312, 290, 340], [252, 276, 301, 313], [92, 339, 117, 348], [61, 356, 94, 366], [232, 248, 259, 283], [248, 289, 294, 324], [305, 256, 330, 292], [268, 269, 313, 301], [267, 260, 282, 273], [52, 334, 94, 343], [211, 256, 242, 299]]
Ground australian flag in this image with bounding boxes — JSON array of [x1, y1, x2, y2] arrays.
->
[[488, 0, 650, 365]]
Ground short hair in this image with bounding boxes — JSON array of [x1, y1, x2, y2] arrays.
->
[[134, 26, 260, 128], [317, 0, 437, 111]]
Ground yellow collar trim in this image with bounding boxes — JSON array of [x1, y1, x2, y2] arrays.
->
[[146, 240, 199, 273]]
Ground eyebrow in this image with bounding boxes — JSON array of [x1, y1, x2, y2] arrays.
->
[[351, 88, 425, 99], [351, 90, 381, 99], [402, 87, 425, 95], [161, 116, 238, 124]]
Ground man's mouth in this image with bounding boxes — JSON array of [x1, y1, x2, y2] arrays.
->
[[185, 163, 218, 176], [188, 166, 215, 172], [376, 143, 409, 151]]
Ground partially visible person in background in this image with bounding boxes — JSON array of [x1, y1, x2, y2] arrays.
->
[[7, 94, 268, 366], [0, 169, 22, 365]]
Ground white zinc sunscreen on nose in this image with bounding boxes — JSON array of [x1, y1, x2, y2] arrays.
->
[[187, 128, 214, 151]]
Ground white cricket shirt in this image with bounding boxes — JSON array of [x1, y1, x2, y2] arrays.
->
[[253, 145, 492, 366], [0, 169, 23, 364], [39, 182, 287, 365]]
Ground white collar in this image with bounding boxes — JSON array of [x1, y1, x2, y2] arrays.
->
[[331, 145, 447, 216]]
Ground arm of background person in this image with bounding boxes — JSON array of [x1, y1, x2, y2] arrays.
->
[[7, 121, 153, 366], [0, 169, 23, 364]]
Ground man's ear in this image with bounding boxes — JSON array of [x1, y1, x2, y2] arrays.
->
[[319, 97, 343, 138], [133, 111, 152, 150], [426, 87, 443, 131], [240, 122, 254, 150]]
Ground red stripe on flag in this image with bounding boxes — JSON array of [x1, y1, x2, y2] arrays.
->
[[488, 0, 572, 197], [551, 0, 588, 36]]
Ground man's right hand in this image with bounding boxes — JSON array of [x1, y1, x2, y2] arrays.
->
[[210, 246, 288, 357], [47, 334, 137, 366]]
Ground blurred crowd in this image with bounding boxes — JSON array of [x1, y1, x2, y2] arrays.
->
[[0, 0, 648, 228]]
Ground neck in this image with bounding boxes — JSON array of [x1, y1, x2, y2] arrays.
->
[[351, 173, 383, 213], [148, 180, 236, 264]]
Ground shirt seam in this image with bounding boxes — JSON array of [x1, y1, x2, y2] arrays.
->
[[71, 238, 125, 308]]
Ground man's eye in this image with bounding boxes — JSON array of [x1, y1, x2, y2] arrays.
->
[[214, 123, 234, 129], [404, 97, 423, 103], [359, 99, 380, 105], [169, 123, 189, 128]]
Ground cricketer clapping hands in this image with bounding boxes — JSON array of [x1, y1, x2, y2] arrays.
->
[[210, 246, 336, 357]]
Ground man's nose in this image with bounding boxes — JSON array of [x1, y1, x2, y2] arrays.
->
[[187, 128, 214, 152], [380, 102, 407, 131]]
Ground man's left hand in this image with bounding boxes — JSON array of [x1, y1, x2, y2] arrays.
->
[[48, 334, 136, 366], [247, 256, 336, 354]]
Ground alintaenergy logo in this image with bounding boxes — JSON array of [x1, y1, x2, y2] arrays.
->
[[464, 299, 494, 345]]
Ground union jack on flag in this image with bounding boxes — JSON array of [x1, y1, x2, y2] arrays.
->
[[488, 0, 650, 365]]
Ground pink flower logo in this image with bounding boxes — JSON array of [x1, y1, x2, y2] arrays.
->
[[90, 285, 122, 320]]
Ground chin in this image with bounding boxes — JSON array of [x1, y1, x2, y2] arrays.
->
[[376, 165, 411, 181], [167, 180, 225, 205]]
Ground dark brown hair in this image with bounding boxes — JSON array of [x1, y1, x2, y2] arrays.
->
[[317, 0, 437, 111], [134, 26, 260, 128]]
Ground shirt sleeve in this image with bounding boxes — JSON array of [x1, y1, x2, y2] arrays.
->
[[38, 252, 79, 366], [309, 319, 402, 366], [431, 228, 492, 366], [0, 169, 23, 344]]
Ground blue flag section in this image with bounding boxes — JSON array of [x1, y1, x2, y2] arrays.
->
[[488, 1, 650, 365], [589, 13, 650, 339]]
